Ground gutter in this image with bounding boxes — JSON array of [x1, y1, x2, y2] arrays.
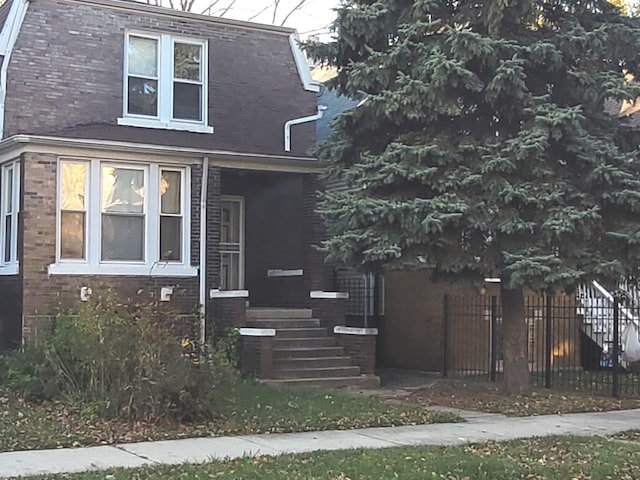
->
[[199, 156, 209, 344], [285, 105, 326, 152], [0, 0, 29, 139]]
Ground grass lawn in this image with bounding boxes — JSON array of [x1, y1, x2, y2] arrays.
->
[[0, 381, 459, 453], [402, 379, 640, 416], [25, 436, 640, 480]]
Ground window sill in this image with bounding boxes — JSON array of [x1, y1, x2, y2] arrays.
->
[[48, 262, 198, 277], [117, 117, 214, 134], [0, 263, 19, 275]]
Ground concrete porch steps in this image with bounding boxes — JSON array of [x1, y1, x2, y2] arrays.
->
[[275, 356, 353, 369], [263, 375, 381, 388], [246, 308, 313, 320], [246, 319, 321, 329], [273, 366, 361, 379], [273, 346, 346, 358], [246, 307, 379, 388]]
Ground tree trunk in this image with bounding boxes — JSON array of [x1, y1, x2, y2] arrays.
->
[[501, 285, 531, 394]]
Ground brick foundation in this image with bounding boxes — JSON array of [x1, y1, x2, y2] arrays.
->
[[209, 291, 248, 338], [310, 292, 348, 331], [334, 327, 378, 375], [239, 332, 275, 378]]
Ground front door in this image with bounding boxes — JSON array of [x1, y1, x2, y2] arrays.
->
[[220, 196, 244, 290]]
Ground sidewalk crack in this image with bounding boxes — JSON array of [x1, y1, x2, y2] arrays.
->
[[114, 445, 160, 464]]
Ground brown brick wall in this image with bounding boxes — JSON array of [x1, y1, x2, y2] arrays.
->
[[335, 333, 376, 375], [210, 296, 246, 337], [310, 297, 347, 331], [240, 335, 274, 378], [19, 151, 204, 342], [5, 0, 316, 157], [380, 269, 500, 371], [0, 275, 22, 349]]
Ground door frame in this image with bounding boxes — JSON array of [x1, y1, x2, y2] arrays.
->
[[220, 195, 245, 290]]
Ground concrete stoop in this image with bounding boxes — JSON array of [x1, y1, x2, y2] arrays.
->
[[247, 307, 380, 389]]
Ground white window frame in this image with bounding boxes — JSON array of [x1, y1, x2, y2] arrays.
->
[[0, 160, 19, 275], [50, 158, 196, 277], [117, 31, 213, 134], [220, 195, 245, 290]]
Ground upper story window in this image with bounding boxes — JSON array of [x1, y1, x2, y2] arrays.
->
[[50, 158, 196, 277], [0, 160, 20, 275], [117, 32, 213, 134]]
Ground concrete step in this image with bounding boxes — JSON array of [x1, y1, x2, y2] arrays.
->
[[247, 308, 312, 320], [273, 346, 345, 359], [273, 366, 361, 379], [274, 356, 353, 369], [275, 328, 327, 338], [246, 319, 321, 329], [274, 337, 336, 348], [263, 375, 381, 389]]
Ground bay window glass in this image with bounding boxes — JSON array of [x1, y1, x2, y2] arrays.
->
[[60, 162, 87, 260], [101, 166, 145, 261]]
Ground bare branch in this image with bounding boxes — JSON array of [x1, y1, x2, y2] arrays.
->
[[279, 0, 311, 26], [247, 3, 272, 21], [199, 0, 222, 15], [272, 0, 281, 25], [215, 0, 238, 17]]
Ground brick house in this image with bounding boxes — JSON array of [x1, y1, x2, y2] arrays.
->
[[0, 0, 379, 387]]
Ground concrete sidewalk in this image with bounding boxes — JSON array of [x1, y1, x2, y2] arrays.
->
[[2, 408, 640, 478]]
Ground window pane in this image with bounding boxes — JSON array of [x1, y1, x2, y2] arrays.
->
[[160, 216, 182, 261], [60, 211, 85, 259], [101, 214, 144, 261], [221, 201, 240, 244], [4, 214, 11, 263], [4, 167, 13, 213], [161, 171, 182, 214], [61, 162, 85, 211], [221, 252, 240, 290], [128, 36, 158, 77], [174, 43, 202, 81], [173, 83, 201, 121], [102, 167, 145, 214], [128, 77, 158, 117]]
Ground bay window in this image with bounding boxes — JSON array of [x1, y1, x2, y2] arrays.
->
[[0, 160, 19, 274], [51, 159, 194, 276]]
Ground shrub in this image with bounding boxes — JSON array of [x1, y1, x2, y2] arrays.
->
[[3, 292, 239, 422]]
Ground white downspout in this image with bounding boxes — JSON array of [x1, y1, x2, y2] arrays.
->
[[284, 105, 326, 152], [0, 0, 30, 139], [199, 156, 210, 344]]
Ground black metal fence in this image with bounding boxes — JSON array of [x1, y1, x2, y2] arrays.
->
[[332, 271, 384, 328], [442, 294, 640, 397]]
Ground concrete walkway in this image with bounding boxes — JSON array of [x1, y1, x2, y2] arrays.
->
[[2, 408, 640, 478]]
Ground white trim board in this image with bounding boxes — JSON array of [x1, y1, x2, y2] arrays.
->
[[209, 289, 249, 299], [310, 291, 349, 300], [238, 328, 276, 337], [267, 269, 303, 277], [334, 326, 379, 336], [0, 136, 320, 173]]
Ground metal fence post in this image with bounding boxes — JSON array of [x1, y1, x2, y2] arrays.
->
[[545, 294, 553, 389], [613, 298, 620, 398], [442, 294, 449, 378], [490, 295, 498, 382]]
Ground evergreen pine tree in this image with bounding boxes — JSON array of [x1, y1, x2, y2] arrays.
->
[[308, 0, 640, 392]]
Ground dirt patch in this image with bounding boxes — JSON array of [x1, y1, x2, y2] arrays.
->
[[400, 380, 640, 416]]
